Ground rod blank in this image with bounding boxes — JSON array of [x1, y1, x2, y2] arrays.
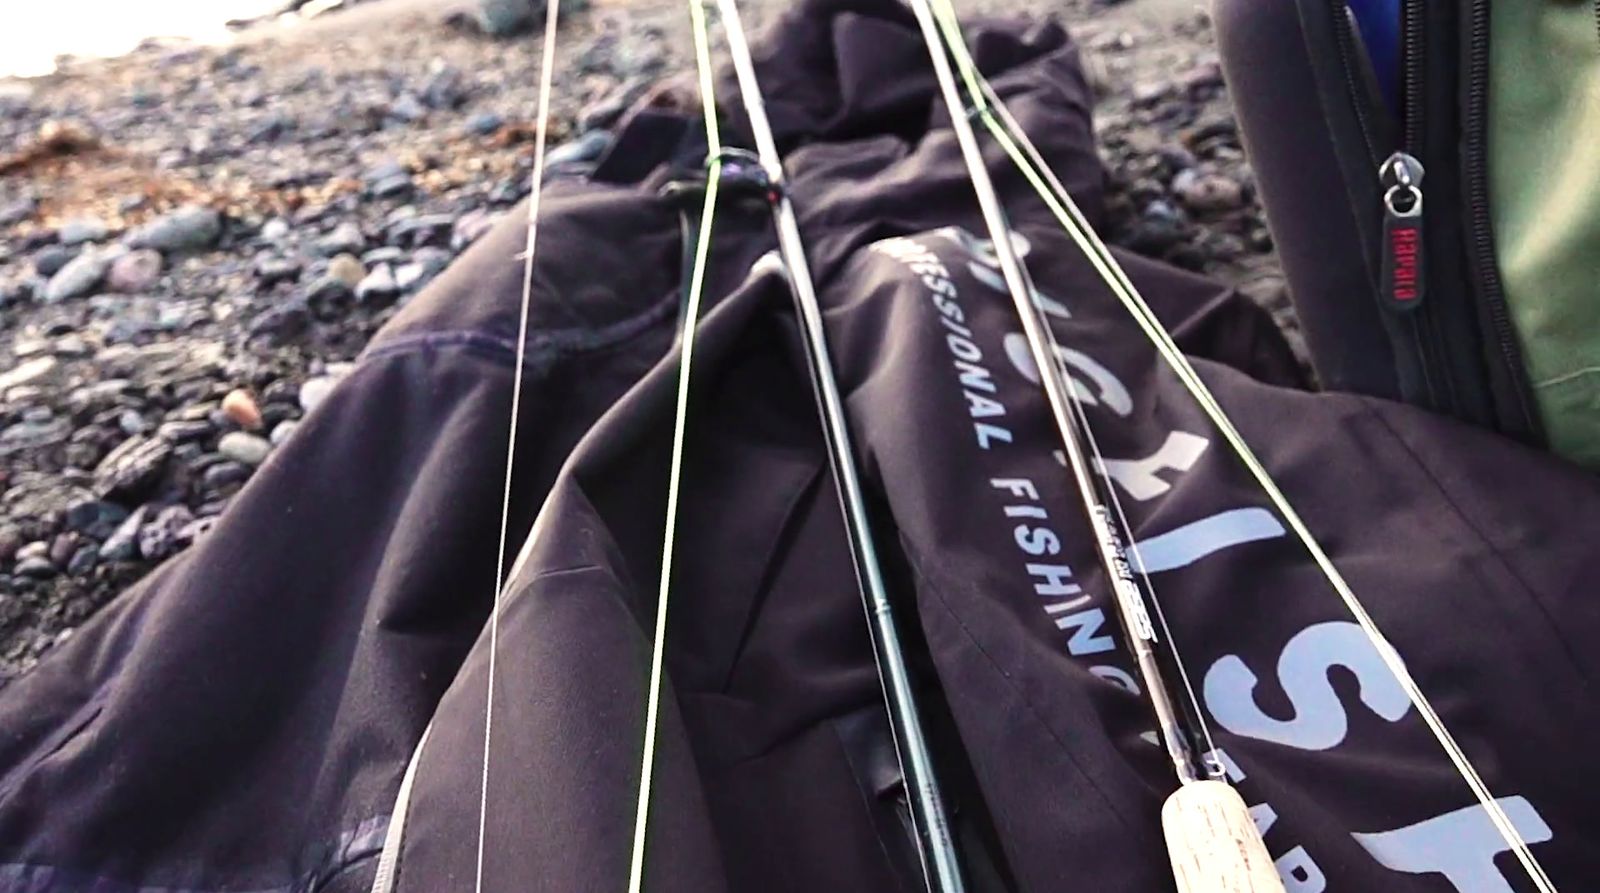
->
[[714, 2, 967, 891]]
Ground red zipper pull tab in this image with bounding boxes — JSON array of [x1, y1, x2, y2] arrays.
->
[[1380, 151, 1426, 310]]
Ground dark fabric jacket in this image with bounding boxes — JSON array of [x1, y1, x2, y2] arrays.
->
[[2, 2, 1596, 891]]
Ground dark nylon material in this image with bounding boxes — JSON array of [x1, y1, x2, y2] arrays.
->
[[1, 2, 1597, 890]]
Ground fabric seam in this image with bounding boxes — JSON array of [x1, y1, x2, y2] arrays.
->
[[360, 293, 678, 371], [897, 540, 1150, 842]]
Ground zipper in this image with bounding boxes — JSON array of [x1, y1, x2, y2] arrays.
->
[[1380, 152, 1425, 309], [1378, 0, 1428, 311], [1329, 1, 1384, 165], [1400, 0, 1426, 151], [1462, 0, 1539, 432], [1378, 0, 1467, 413]]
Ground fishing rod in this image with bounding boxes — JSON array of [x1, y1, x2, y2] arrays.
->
[[902, 2, 1283, 890], [623, 2, 967, 891], [917, 1, 1557, 888], [707, 1, 968, 890]]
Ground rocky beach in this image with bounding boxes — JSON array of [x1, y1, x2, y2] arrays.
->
[[0, 0, 1291, 681]]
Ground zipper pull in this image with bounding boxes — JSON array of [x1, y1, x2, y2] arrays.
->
[[1380, 152, 1426, 310]]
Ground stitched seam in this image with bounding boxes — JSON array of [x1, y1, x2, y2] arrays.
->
[[0, 692, 108, 808], [897, 540, 1149, 841], [718, 464, 826, 693], [1533, 364, 1600, 389], [361, 293, 678, 370]]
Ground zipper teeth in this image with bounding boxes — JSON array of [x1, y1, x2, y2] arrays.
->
[[1402, 0, 1425, 149], [1463, 0, 1536, 423], [1330, 0, 1383, 164]]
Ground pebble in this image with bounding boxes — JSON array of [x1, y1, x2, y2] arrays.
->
[[386, 215, 455, 249], [51, 334, 92, 356], [44, 250, 111, 302], [317, 222, 367, 257], [247, 300, 310, 344], [0, 197, 37, 227], [218, 431, 271, 466], [118, 409, 150, 435], [16, 541, 49, 564], [254, 255, 303, 286], [476, 0, 538, 35], [304, 275, 354, 316], [362, 159, 409, 184], [452, 208, 501, 250], [49, 533, 80, 567], [64, 499, 130, 539], [0, 526, 21, 562], [129, 205, 223, 252], [138, 504, 195, 560], [221, 389, 263, 430], [106, 249, 164, 292], [546, 129, 614, 169], [0, 277, 34, 307], [58, 218, 110, 246], [99, 505, 147, 561], [355, 263, 399, 303], [1121, 201, 1187, 256], [466, 111, 504, 136], [370, 174, 415, 199], [0, 416, 72, 453], [1130, 80, 1171, 108], [33, 245, 80, 277], [66, 544, 99, 575], [488, 178, 525, 205], [421, 65, 467, 109], [201, 460, 250, 490], [0, 357, 58, 393], [1179, 61, 1224, 94], [260, 218, 292, 242], [269, 420, 299, 446], [94, 434, 173, 497], [15, 556, 57, 579], [247, 112, 295, 144], [157, 419, 214, 443], [389, 93, 426, 122], [326, 253, 366, 287], [1172, 170, 1245, 214], [257, 399, 298, 429], [361, 246, 406, 266], [298, 376, 337, 414], [394, 261, 431, 292], [578, 75, 650, 132]]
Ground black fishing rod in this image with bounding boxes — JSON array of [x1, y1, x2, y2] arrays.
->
[[710, 1, 968, 890], [901, 1, 1285, 890]]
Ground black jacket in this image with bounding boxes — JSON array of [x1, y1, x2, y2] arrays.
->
[[2, 3, 1596, 891]]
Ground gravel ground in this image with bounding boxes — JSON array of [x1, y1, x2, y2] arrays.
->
[[0, 0, 1292, 682]]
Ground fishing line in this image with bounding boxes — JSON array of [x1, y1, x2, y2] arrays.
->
[[625, 0, 726, 888], [1048, 309, 1225, 778], [475, 0, 563, 887], [704, 1, 968, 890], [905, 0, 1285, 888], [923, 1, 1557, 888]]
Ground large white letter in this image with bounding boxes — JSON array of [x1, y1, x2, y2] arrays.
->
[[1351, 797, 1552, 893], [1096, 431, 1209, 501], [1203, 621, 1412, 750]]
